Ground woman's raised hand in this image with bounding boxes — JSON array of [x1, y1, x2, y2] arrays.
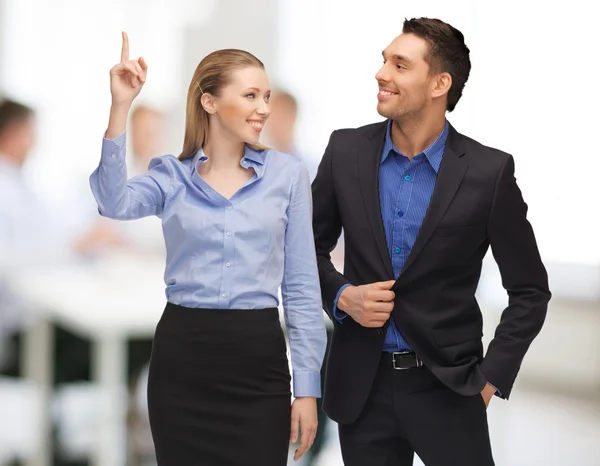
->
[[109, 32, 148, 105]]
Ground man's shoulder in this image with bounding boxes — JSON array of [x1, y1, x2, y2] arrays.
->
[[449, 128, 514, 180], [331, 120, 387, 141], [452, 129, 512, 163]]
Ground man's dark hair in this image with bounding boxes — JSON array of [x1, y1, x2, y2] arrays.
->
[[0, 99, 34, 138], [403, 17, 471, 112]]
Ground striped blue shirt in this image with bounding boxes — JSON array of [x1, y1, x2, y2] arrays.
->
[[334, 120, 449, 353], [379, 119, 448, 351]]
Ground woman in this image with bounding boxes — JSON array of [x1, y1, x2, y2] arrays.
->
[[90, 32, 326, 465]]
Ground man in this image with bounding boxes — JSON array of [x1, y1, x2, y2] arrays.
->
[[263, 90, 298, 156], [0, 99, 92, 378], [0, 100, 121, 464], [110, 103, 167, 254], [265, 89, 332, 465], [120, 104, 167, 465], [312, 17, 551, 466], [0, 99, 41, 373], [263, 89, 319, 181], [128, 104, 166, 175]]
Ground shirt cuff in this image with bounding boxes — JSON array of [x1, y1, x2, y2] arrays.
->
[[490, 383, 503, 398], [333, 283, 352, 322], [293, 370, 321, 398], [101, 131, 127, 161]]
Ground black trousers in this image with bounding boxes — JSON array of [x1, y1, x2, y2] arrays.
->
[[148, 303, 291, 466], [338, 356, 494, 466]]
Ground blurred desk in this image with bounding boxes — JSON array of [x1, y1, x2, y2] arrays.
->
[[13, 254, 334, 466], [12, 254, 166, 466]]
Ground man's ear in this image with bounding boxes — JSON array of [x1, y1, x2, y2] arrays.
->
[[431, 72, 452, 100]]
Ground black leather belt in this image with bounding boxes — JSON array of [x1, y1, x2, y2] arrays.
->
[[381, 351, 424, 370]]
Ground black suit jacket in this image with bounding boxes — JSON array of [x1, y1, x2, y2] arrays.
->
[[312, 120, 551, 425]]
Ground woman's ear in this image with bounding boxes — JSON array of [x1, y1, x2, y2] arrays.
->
[[201, 93, 217, 114]]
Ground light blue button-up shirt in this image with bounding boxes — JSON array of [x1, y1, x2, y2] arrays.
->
[[90, 132, 326, 397]]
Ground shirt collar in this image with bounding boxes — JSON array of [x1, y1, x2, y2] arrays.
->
[[242, 145, 267, 166], [190, 145, 268, 176], [380, 119, 449, 173]]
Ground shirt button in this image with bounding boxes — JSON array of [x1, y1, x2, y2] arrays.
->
[[226, 262, 231, 267], [226, 232, 232, 236], [394, 247, 401, 254], [222, 292, 227, 298], [404, 175, 411, 181], [397, 210, 404, 218], [111, 154, 117, 159]]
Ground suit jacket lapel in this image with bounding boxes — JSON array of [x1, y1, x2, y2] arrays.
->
[[358, 121, 395, 279], [399, 125, 469, 279]]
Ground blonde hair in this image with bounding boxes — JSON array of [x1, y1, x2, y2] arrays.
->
[[179, 49, 269, 161]]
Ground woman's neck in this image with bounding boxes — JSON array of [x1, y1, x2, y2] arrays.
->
[[202, 126, 246, 171]]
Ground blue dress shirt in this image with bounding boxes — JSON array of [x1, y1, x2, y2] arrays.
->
[[90, 132, 327, 397], [334, 120, 449, 353]]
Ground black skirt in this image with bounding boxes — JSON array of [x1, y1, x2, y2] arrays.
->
[[147, 302, 291, 466]]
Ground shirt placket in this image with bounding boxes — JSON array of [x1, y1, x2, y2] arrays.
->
[[218, 203, 236, 307], [391, 157, 409, 276], [399, 162, 418, 267]]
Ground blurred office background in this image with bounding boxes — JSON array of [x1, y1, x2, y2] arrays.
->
[[0, 0, 599, 465]]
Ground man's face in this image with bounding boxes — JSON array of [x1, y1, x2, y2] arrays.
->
[[375, 33, 437, 121]]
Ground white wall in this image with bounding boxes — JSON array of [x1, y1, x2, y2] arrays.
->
[[0, 0, 4, 90], [275, 0, 600, 266], [273, 1, 478, 164], [1, 0, 598, 265], [175, 0, 280, 158], [0, 0, 215, 205]]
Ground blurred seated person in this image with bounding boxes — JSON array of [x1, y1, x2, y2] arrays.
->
[[263, 89, 318, 181], [123, 104, 167, 254], [0, 98, 118, 379], [264, 89, 331, 466], [115, 104, 168, 464], [129, 104, 166, 175], [0, 99, 161, 466], [89, 104, 167, 259], [263, 90, 298, 156]]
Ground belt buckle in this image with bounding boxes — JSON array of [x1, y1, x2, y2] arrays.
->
[[392, 351, 411, 370], [391, 351, 423, 370]]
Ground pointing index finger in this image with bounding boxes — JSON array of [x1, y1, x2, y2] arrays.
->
[[120, 31, 129, 63]]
